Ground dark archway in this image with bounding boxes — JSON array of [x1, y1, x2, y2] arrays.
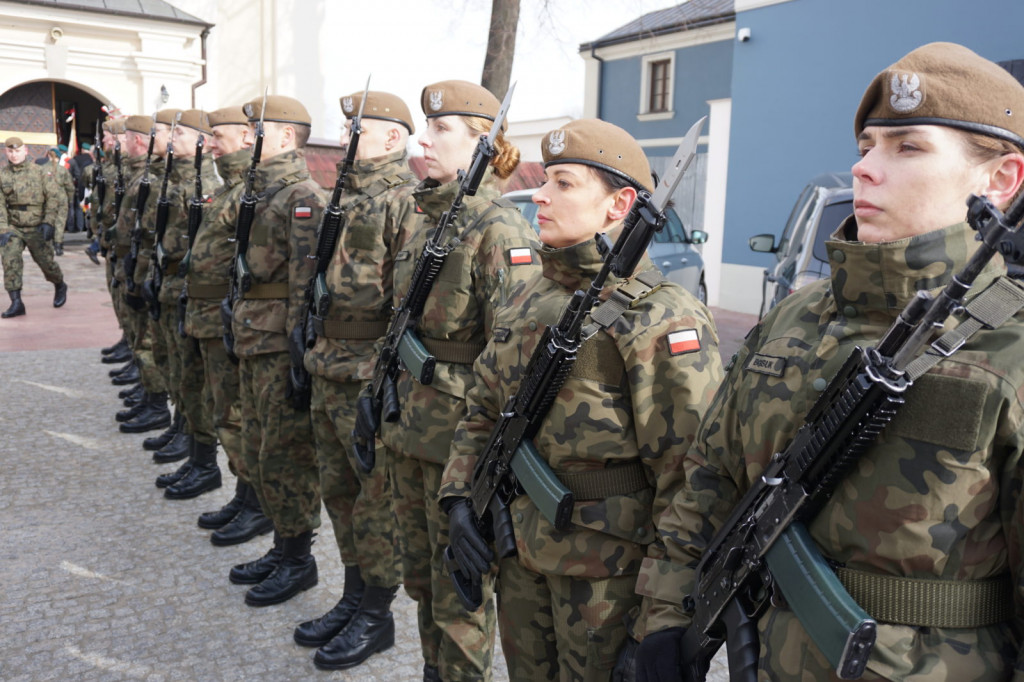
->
[[0, 80, 105, 161]]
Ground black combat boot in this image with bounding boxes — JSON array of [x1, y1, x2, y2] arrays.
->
[[209, 483, 273, 546], [313, 584, 398, 670], [102, 343, 132, 364], [423, 664, 442, 682], [1, 290, 25, 318], [143, 410, 181, 451], [164, 439, 220, 499], [198, 478, 247, 529], [229, 531, 282, 584], [110, 363, 141, 386], [119, 392, 170, 433], [109, 359, 135, 378], [294, 565, 365, 647], [119, 382, 143, 401], [244, 530, 318, 606], [53, 280, 67, 307], [153, 428, 190, 464], [101, 336, 128, 356], [155, 458, 191, 489], [115, 401, 146, 423]]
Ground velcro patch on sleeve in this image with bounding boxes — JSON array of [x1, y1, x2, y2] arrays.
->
[[509, 247, 534, 265], [666, 329, 700, 355], [294, 206, 312, 219], [745, 353, 786, 377]]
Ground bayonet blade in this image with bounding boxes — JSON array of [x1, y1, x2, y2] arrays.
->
[[487, 82, 516, 146], [650, 116, 706, 211]]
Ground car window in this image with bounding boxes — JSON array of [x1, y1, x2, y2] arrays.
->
[[777, 184, 815, 255], [811, 200, 853, 264], [655, 209, 687, 244]]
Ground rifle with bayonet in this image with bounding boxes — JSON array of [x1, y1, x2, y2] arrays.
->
[[90, 118, 106, 238], [221, 92, 267, 360], [351, 83, 517, 473], [672, 189, 1024, 682], [124, 116, 156, 295], [103, 138, 126, 264], [442, 117, 706, 612], [178, 132, 206, 338], [286, 77, 371, 410], [145, 115, 177, 321]]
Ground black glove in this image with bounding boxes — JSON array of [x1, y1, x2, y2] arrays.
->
[[38, 223, 55, 241], [352, 394, 380, 473], [0, 232, 12, 247], [612, 636, 639, 682], [635, 628, 686, 682], [447, 498, 493, 585]]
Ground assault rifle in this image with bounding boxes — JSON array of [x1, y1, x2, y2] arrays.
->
[[443, 117, 706, 612], [221, 92, 267, 359], [146, 115, 177, 321], [674, 189, 1024, 682], [104, 137, 126, 265], [287, 76, 370, 409], [352, 83, 516, 473], [91, 119, 106, 236], [124, 115, 156, 294], [178, 132, 206, 338]]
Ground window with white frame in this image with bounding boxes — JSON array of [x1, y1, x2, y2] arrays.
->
[[639, 51, 675, 120]]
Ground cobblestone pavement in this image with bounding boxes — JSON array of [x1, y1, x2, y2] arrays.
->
[[0, 236, 737, 681]]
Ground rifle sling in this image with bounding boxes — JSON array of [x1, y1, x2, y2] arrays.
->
[[242, 282, 289, 300], [188, 283, 229, 299], [313, 317, 388, 340], [420, 337, 485, 365], [557, 461, 648, 501], [163, 259, 181, 277], [589, 269, 665, 329]]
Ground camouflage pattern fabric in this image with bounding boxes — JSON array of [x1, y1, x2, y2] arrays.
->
[[1, 159, 64, 290], [198, 336, 245, 480], [156, 153, 219, 306], [637, 220, 1024, 681], [440, 238, 723, 679], [45, 162, 74, 243]]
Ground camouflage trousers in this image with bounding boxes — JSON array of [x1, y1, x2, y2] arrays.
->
[[1, 226, 62, 291], [158, 313, 215, 444], [122, 306, 166, 394], [388, 446, 496, 681], [496, 558, 637, 681], [198, 337, 246, 481], [238, 351, 320, 537], [310, 377, 400, 588]]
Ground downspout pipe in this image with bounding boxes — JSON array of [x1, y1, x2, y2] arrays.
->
[[590, 44, 604, 119], [191, 28, 209, 108]]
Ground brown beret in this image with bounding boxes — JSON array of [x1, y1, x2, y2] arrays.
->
[[244, 95, 311, 127], [207, 106, 248, 128], [855, 42, 1024, 150], [4, 136, 24, 149], [102, 118, 127, 135], [125, 115, 153, 135], [340, 90, 415, 134], [176, 109, 212, 134], [155, 108, 181, 127], [541, 119, 654, 192], [421, 80, 506, 131]]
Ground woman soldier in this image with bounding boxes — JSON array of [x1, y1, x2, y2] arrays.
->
[[636, 43, 1024, 681], [374, 80, 542, 681], [439, 119, 724, 680]]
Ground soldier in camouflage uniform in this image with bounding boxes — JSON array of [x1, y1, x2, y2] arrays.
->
[[0, 136, 68, 318], [43, 148, 74, 255], [183, 106, 273, 546], [225, 95, 325, 607], [440, 119, 723, 681], [368, 80, 542, 682], [636, 43, 1024, 682], [293, 90, 417, 671]]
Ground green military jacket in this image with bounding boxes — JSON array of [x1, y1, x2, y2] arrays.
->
[[185, 149, 249, 339], [112, 155, 149, 283], [303, 148, 416, 383], [440, 238, 723, 578], [98, 156, 125, 249], [378, 170, 541, 463], [0, 159, 60, 232], [230, 148, 325, 358], [638, 220, 1024, 680]]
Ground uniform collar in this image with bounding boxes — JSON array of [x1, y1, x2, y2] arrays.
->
[[215, 148, 251, 180], [343, 148, 408, 191], [254, 148, 309, 190], [540, 237, 607, 292], [412, 167, 498, 221]]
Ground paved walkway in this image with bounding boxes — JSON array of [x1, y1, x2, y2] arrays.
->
[[0, 235, 743, 681]]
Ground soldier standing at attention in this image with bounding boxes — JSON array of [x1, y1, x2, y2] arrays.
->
[[0, 137, 68, 318], [43, 147, 74, 256], [293, 90, 417, 671], [226, 95, 326, 607], [636, 43, 1024, 681], [184, 106, 273, 547], [440, 119, 723, 681], [367, 80, 541, 682]]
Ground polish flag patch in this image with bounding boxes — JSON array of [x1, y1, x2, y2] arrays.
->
[[509, 247, 534, 265], [294, 206, 312, 219], [667, 329, 701, 355]]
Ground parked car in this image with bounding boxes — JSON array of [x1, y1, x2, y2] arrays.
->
[[749, 172, 853, 315], [503, 188, 710, 304]]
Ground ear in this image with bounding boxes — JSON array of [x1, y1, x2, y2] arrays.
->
[[281, 124, 296, 148], [384, 126, 400, 151], [607, 186, 638, 222], [985, 152, 1024, 210]]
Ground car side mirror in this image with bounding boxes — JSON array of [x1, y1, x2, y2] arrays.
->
[[749, 233, 777, 253], [688, 229, 708, 245]]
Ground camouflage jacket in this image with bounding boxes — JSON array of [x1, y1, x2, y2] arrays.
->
[[440, 238, 723, 579], [0, 159, 60, 232], [98, 156, 126, 248], [50, 162, 75, 202], [185, 149, 249, 339], [130, 159, 166, 288], [230, 148, 325, 357], [637, 221, 1024, 679], [304, 149, 417, 383], [378, 170, 541, 463], [154, 154, 220, 304], [112, 155, 149, 281]]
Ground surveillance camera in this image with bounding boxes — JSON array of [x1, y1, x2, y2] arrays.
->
[[737, 28, 751, 42]]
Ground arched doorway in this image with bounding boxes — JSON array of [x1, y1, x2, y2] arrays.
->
[[0, 80, 105, 162]]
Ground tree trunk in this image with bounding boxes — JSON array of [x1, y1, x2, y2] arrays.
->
[[481, 0, 520, 98]]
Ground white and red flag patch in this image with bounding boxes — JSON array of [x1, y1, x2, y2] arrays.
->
[[667, 329, 701, 355], [294, 206, 312, 219], [509, 247, 534, 265]]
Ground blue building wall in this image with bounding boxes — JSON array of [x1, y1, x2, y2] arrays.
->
[[726, 0, 1024, 267], [599, 39, 733, 154]]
